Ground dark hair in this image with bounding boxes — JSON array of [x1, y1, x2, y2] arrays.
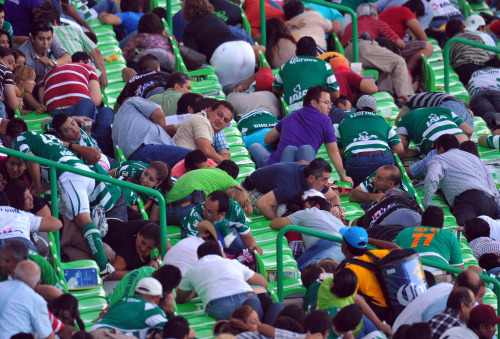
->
[[455, 270, 485, 297], [380, 164, 402, 186], [303, 85, 329, 107], [185, 150, 208, 171], [162, 316, 190, 339], [219, 319, 249, 335], [166, 72, 190, 89], [0, 190, 9, 206], [6, 117, 28, 139], [218, 160, 239, 179], [393, 324, 411, 339], [33, 1, 61, 24], [192, 97, 218, 112], [52, 113, 71, 134], [303, 310, 331, 335], [3, 180, 30, 210], [138, 223, 161, 247], [12, 49, 26, 62], [301, 262, 323, 289], [197, 240, 222, 258], [344, 239, 367, 256], [138, 13, 163, 34], [404, 323, 432, 339], [152, 7, 168, 21], [334, 95, 352, 108], [71, 332, 94, 339], [0, 28, 12, 48], [147, 161, 173, 192], [318, 258, 338, 273], [213, 320, 228, 335], [403, 0, 425, 17], [421, 205, 444, 228], [0, 46, 13, 59], [265, 18, 296, 63], [49, 293, 85, 331], [331, 268, 358, 298], [304, 158, 332, 179], [11, 334, 34, 339], [459, 140, 479, 157], [176, 92, 203, 115], [424, 270, 436, 287], [0, 3, 4, 12], [464, 218, 490, 241], [153, 264, 182, 293], [435, 134, 459, 152], [210, 100, 235, 117], [332, 304, 362, 334], [120, 0, 142, 12], [207, 190, 230, 213], [445, 19, 465, 38], [277, 304, 306, 325], [85, 31, 98, 44], [1, 239, 29, 261], [138, 54, 159, 74], [447, 286, 474, 311], [273, 316, 304, 333], [71, 51, 91, 64], [479, 253, 500, 271], [283, 0, 305, 20], [304, 196, 330, 211], [296, 36, 317, 56], [30, 21, 54, 38]]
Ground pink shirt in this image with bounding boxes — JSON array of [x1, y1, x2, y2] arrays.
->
[[171, 158, 218, 178]]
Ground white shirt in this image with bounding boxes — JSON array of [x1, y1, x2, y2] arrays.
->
[[439, 326, 479, 339], [165, 114, 193, 125], [0, 206, 42, 241], [163, 237, 204, 276], [479, 215, 500, 242], [393, 283, 453, 331], [179, 254, 255, 309]]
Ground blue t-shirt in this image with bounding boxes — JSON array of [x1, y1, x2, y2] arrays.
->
[[116, 12, 144, 35], [242, 128, 275, 153], [304, 4, 343, 22], [249, 162, 329, 204]]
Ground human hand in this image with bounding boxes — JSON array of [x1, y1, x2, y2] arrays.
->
[[162, 292, 176, 314], [72, 116, 94, 125], [99, 73, 108, 88], [340, 175, 354, 187], [249, 245, 263, 256], [36, 104, 47, 114], [232, 85, 244, 93], [148, 259, 159, 269], [37, 56, 56, 68], [378, 323, 393, 338], [372, 193, 386, 203]]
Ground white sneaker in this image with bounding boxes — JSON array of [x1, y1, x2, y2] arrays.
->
[[100, 263, 116, 281]]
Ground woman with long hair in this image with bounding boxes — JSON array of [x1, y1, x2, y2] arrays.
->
[[265, 18, 299, 69], [12, 64, 35, 115]]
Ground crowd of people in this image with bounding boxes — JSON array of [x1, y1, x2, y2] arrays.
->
[[2, 0, 500, 337]]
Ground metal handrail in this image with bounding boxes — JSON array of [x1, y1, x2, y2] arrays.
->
[[0, 147, 169, 257], [258, 0, 359, 62], [276, 225, 500, 315], [443, 37, 500, 93]]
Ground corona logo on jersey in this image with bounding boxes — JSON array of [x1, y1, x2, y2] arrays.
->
[[426, 114, 448, 127]]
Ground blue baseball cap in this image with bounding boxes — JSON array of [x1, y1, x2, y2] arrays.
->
[[340, 226, 368, 249]]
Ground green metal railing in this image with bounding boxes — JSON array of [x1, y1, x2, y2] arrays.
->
[[443, 37, 500, 93], [275, 225, 500, 315], [258, 0, 358, 62], [0, 147, 169, 257], [167, 0, 173, 32]]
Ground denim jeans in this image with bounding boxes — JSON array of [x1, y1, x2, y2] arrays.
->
[[470, 89, 500, 130], [50, 97, 96, 118], [166, 202, 197, 226], [296, 239, 345, 271], [105, 194, 128, 222], [129, 144, 191, 168], [440, 100, 474, 129], [280, 145, 315, 163], [345, 152, 395, 188], [0, 237, 38, 253], [359, 315, 378, 338], [0, 101, 6, 119], [249, 143, 271, 168], [91, 0, 120, 15], [206, 292, 263, 320]]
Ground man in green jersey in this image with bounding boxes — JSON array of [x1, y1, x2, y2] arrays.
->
[[91, 277, 167, 338], [6, 118, 115, 278], [396, 106, 472, 158], [273, 37, 339, 112], [394, 206, 464, 282]]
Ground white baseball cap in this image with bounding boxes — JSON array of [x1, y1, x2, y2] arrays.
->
[[135, 277, 163, 296], [465, 15, 486, 31]]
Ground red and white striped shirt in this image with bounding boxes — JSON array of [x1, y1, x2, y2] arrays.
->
[[40, 63, 99, 112], [341, 15, 400, 46]]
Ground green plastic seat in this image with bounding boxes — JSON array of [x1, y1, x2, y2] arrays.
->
[[186, 315, 216, 329], [78, 297, 108, 313], [237, 166, 254, 179], [70, 287, 107, 301]]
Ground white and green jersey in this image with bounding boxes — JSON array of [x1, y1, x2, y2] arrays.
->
[[468, 67, 500, 96], [45, 120, 101, 151], [90, 296, 167, 339], [360, 171, 415, 197], [237, 110, 278, 137], [88, 163, 122, 211], [396, 107, 464, 155], [273, 55, 338, 112], [485, 135, 500, 149], [337, 111, 400, 159], [113, 161, 163, 206], [12, 131, 89, 178]]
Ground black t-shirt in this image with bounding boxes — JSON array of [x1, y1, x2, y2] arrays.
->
[[116, 71, 170, 105], [210, 0, 242, 26], [104, 219, 151, 270], [183, 13, 238, 61], [367, 224, 407, 243]]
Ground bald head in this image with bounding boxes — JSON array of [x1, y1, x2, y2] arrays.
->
[[371, 165, 402, 192], [13, 260, 41, 289], [455, 269, 485, 303]]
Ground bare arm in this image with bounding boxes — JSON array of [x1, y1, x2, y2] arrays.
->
[[61, 3, 96, 36], [90, 48, 108, 88], [176, 288, 194, 303], [217, 148, 231, 160], [354, 294, 393, 337], [4, 85, 19, 110], [368, 237, 401, 251], [246, 272, 268, 288], [459, 121, 473, 138], [196, 138, 224, 163], [269, 216, 292, 230], [38, 216, 63, 232], [63, 142, 101, 164], [98, 12, 122, 25], [150, 108, 167, 129], [349, 186, 385, 203], [330, 89, 340, 100], [394, 39, 405, 49], [109, 255, 129, 280], [240, 232, 263, 256], [255, 191, 279, 220], [88, 79, 103, 107], [264, 127, 280, 145], [359, 79, 378, 94], [406, 18, 427, 41], [55, 53, 71, 67], [479, 135, 490, 147], [325, 142, 353, 186], [323, 186, 341, 207], [390, 141, 404, 154], [232, 73, 258, 92]]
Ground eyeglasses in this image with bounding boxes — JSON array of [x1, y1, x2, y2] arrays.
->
[[202, 203, 215, 217], [34, 22, 53, 30], [318, 100, 332, 106]]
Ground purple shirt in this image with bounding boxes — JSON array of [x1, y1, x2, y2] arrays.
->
[[268, 105, 337, 164], [5, 0, 60, 36]]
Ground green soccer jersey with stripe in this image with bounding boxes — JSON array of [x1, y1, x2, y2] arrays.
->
[[396, 107, 464, 155], [485, 135, 500, 149], [273, 55, 339, 112], [338, 111, 401, 159], [45, 120, 100, 150], [91, 296, 167, 338], [113, 161, 163, 206], [12, 131, 89, 178], [359, 171, 415, 197], [107, 266, 156, 306], [237, 110, 278, 137]]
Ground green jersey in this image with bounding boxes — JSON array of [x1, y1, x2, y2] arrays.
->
[[396, 107, 464, 155], [12, 131, 89, 178], [44, 120, 101, 151], [181, 199, 250, 242], [2, 21, 13, 42], [237, 110, 278, 137], [107, 266, 155, 306], [91, 296, 167, 338], [166, 167, 238, 203], [88, 163, 122, 211], [338, 111, 401, 159], [485, 135, 500, 149], [394, 226, 463, 267], [359, 171, 415, 197], [113, 161, 162, 205], [273, 55, 339, 112]]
